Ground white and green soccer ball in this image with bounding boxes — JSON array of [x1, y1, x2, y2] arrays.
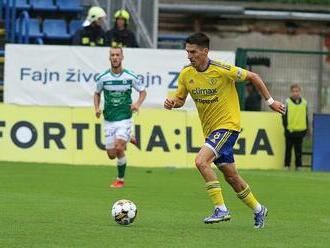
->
[[111, 199, 137, 225]]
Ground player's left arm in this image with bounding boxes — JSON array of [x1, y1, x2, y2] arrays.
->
[[164, 71, 188, 110], [131, 75, 147, 112], [246, 71, 286, 114], [131, 90, 147, 112], [306, 104, 310, 136]]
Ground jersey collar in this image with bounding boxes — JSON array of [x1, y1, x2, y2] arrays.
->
[[110, 69, 124, 78], [196, 59, 211, 72], [290, 97, 302, 104]]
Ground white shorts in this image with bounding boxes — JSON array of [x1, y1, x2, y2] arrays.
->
[[104, 118, 133, 149]]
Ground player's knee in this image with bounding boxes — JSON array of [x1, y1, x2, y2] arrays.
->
[[106, 149, 117, 159], [107, 153, 116, 160], [195, 157, 207, 170], [115, 146, 125, 156]]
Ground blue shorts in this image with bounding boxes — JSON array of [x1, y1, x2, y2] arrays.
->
[[204, 129, 239, 166]]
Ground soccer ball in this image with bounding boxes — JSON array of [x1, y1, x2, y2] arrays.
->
[[111, 199, 137, 225]]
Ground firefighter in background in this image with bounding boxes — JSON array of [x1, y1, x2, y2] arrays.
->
[[282, 84, 308, 171], [72, 6, 107, 46], [105, 9, 139, 48]]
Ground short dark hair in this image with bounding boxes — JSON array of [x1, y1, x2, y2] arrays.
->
[[290, 83, 301, 91], [185, 33, 209, 49], [110, 46, 123, 55]]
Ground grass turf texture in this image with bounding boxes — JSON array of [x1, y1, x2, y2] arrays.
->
[[1, 161, 330, 247]]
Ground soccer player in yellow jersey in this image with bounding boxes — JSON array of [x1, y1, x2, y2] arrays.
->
[[164, 33, 285, 228]]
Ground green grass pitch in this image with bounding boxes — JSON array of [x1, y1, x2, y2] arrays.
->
[[1, 161, 330, 247]]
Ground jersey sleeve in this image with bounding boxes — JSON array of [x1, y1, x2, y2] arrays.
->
[[174, 71, 188, 100], [95, 76, 103, 93], [132, 76, 146, 92], [224, 63, 248, 82]]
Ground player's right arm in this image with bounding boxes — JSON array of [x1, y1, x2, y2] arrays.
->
[[94, 92, 101, 118], [164, 96, 186, 109], [94, 75, 103, 118], [164, 71, 188, 110]]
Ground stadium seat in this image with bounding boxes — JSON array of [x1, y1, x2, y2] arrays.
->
[[30, 0, 57, 11], [69, 19, 83, 36], [43, 19, 71, 40], [16, 18, 43, 38], [57, 0, 83, 13], [7, 0, 31, 10]]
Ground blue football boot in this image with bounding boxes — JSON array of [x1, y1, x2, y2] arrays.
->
[[254, 205, 268, 228], [204, 207, 231, 224]]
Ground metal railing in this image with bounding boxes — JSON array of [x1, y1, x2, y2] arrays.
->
[[96, 0, 158, 48], [17, 10, 29, 43], [5, 0, 17, 42], [0, 0, 3, 20], [124, 0, 155, 48], [17, 11, 43, 44], [4, 1, 43, 44]]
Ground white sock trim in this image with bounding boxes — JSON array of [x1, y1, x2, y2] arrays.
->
[[215, 204, 228, 212], [254, 203, 262, 213], [117, 156, 127, 166]]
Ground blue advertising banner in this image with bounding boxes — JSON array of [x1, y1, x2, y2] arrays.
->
[[312, 114, 330, 172]]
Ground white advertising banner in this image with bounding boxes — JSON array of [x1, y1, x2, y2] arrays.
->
[[4, 44, 235, 107]]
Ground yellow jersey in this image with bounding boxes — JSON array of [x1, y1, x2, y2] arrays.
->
[[175, 60, 248, 137]]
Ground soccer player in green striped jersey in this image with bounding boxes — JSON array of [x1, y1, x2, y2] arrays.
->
[[94, 47, 146, 188]]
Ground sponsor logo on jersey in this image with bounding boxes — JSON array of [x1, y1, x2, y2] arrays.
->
[[192, 88, 217, 96], [209, 78, 218, 85], [194, 97, 219, 104]]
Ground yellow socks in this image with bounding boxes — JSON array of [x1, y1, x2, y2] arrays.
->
[[237, 185, 262, 213], [206, 181, 225, 207]]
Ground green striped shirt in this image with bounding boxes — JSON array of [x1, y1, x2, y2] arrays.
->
[[96, 69, 145, 121]]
